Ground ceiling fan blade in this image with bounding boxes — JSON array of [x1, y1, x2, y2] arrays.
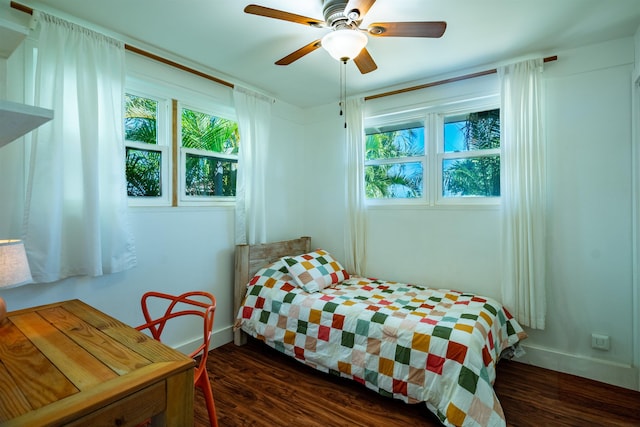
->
[[244, 4, 325, 27], [367, 21, 447, 38], [353, 48, 377, 74], [344, 0, 376, 21], [275, 40, 322, 66]]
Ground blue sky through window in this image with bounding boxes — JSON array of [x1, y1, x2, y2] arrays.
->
[[444, 121, 465, 152]]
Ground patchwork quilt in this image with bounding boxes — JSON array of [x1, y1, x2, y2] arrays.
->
[[235, 261, 527, 427]]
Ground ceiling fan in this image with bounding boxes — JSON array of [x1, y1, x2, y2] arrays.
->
[[244, 0, 447, 74]]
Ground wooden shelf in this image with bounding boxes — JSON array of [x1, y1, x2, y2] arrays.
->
[[0, 100, 53, 148]]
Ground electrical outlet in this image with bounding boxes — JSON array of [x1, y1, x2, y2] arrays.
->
[[591, 333, 610, 350]]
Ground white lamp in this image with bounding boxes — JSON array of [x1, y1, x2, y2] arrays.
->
[[0, 240, 33, 320], [322, 28, 368, 62]]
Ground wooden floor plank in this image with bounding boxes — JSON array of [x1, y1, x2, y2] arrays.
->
[[196, 339, 640, 427]]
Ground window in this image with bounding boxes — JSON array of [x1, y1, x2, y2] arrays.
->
[[180, 106, 239, 202], [440, 109, 501, 198], [365, 105, 500, 205], [124, 92, 170, 205], [124, 88, 239, 206], [365, 122, 425, 199]]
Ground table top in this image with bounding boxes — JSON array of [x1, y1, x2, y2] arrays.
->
[[0, 299, 195, 426]]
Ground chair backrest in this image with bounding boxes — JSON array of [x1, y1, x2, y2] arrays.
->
[[136, 291, 216, 380]]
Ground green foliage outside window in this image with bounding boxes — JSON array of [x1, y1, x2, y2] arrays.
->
[[365, 127, 424, 199], [125, 94, 160, 197], [443, 109, 500, 197], [181, 109, 239, 197]]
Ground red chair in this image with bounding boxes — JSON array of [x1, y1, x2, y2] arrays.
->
[[135, 291, 219, 427]]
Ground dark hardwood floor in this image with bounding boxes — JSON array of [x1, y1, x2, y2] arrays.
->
[[195, 338, 640, 427]]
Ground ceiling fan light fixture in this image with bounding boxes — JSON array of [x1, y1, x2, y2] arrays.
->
[[321, 29, 368, 62]]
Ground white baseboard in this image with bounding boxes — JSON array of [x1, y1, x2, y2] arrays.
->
[[517, 343, 639, 391], [173, 325, 235, 355]]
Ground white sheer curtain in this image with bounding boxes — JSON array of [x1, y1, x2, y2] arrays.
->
[[23, 12, 136, 283], [233, 86, 273, 245], [344, 98, 367, 276], [499, 58, 546, 329]]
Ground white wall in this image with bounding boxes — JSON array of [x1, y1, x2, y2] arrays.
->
[[302, 38, 639, 390], [522, 37, 636, 389]]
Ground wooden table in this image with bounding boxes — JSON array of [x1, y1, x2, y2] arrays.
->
[[0, 299, 195, 426]]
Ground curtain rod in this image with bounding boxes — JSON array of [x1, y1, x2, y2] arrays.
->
[[365, 55, 558, 101], [10, 1, 234, 89]]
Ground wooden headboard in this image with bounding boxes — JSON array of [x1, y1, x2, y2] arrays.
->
[[233, 236, 311, 345]]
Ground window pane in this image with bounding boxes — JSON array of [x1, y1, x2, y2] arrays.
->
[[125, 94, 158, 145], [366, 126, 424, 160], [126, 148, 162, 197], [442, 156, 500, 197], [365, 162, 423, 199], [444, 109, 500, 153], [185, 154, 237, 197], [181, 108, 239, 154]]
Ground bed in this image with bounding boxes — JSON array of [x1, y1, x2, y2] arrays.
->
[[234, 237, 527, 427]]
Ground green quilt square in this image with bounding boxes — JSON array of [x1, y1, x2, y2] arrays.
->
[[432, 325, 452, 340], [483, 303, 497, 316], [458, 366, 479, 394], [341, 331, 355, 348], [283, 293, 296, 304], [395, 345, 411, 365], [297, 320, 308, 334], [259, 310, 271, 324], [371, 312, 388, 324], [323, 302, 339, 313]]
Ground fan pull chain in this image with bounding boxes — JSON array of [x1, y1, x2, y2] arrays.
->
[[339, 60, 344, 116], [340, 60, 347, 128]]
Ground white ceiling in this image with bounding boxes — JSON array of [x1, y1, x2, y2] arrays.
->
[[9, 0, 640, 108]]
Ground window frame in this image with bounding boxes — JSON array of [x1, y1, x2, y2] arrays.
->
[[436, 104, 501, 206], [123, 88, 172, 207], [364, 115, 428, 204], [177, 101, 239, 206], [364, 95, 501, 207]]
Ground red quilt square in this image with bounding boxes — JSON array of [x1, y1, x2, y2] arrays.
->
[[281, 282, 295, 292], [482, 346, 493, 367], [332, 314, 345, 330], [318, 325, 331, 341], [427, 353, 445, 375], [242, 306, 254, 319], [446, 341, 468, 364], [255, 296, 265, 309], [393, 379, 408, 396]]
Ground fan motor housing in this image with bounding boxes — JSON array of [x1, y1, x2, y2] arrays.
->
[[322, 0, 349, 27]]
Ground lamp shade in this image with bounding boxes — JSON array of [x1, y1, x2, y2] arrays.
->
[[0, 240, 33, 288], [321, 29, 368, 61]]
